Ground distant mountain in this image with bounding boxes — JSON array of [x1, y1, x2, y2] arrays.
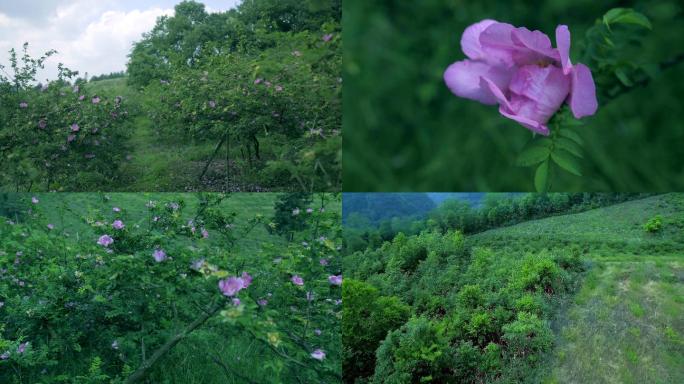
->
[[343, 193, 436, 224], [427, 193, 485, 207]]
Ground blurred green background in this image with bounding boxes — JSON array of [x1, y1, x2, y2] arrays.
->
[[343, 0, 684, 191]]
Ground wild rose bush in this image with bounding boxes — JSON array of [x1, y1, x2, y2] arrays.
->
[[0, 44, 130, 191], [142, 27, 341, 192], [0, 193, 341, 383]]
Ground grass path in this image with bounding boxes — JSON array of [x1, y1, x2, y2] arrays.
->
[[469, 194, 684, 383]]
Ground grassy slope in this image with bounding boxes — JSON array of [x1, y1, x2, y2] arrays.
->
[[470, 194, 684, 383]]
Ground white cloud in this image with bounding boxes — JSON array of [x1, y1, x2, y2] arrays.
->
[[0, 2, 173, 81]]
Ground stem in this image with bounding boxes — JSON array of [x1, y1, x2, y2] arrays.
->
[[124, 300, 223, 383]]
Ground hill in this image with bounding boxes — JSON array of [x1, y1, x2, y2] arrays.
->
[[343, 193, 683, 383], [342, 193, 436, 224]]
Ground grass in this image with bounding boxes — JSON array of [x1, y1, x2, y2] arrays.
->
[[85, 78, 264, 192], [468, 194, 684, 383]]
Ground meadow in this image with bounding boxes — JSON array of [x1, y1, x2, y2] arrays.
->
[[0, 0, 341, 192], [343, 193, 683, 383], [0, 192, 342, 383]]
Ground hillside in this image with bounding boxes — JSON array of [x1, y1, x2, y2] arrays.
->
[[343, 193, 683, 383], [342, 193, 435, 224], [470, 194, 684, 383]]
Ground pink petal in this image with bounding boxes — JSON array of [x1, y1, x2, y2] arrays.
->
[[444, 60, 512, 105], [499, 105, 549, 135], [461, 19, 497, 60], [478, 22, 518, 66], [555, 25, 572, 75], [510, 27, 559, 64], [509, 65, 570, 107], [479, 76, 513, 110], [569, 63, 598, 118]]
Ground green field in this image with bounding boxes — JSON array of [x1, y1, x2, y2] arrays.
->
[[470, 194, 684, 383]]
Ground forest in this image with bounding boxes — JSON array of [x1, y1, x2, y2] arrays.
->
[[0, 0, 341, 192], [343, 193, 684, 383], [344, 192, 649, 253], [0, 192, 342, 383]]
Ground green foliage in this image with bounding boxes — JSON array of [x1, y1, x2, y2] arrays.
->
[[342, 279, 410, 381], [0, 193, 342, 383], [643, 214, 663, 233], [372, 317, 451, 384], [0, 44, 130, 191]]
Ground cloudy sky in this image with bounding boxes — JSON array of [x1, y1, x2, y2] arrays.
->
[[0, 0, 241, 81]]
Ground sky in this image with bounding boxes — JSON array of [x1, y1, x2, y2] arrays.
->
[[0, 0, 241, 81]]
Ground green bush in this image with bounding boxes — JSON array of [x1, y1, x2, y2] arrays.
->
[[643, 215, 663, 233], [342, 279, 410, 382]]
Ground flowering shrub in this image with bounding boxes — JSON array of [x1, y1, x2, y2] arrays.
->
[[135, 1, 341, 191], [0, 193, 341, 383], [0, 44, 130, 191]]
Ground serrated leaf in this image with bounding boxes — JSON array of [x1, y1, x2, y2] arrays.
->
[[551, 150, 582, 176], [614, 68, 633, 86], [534, 161, 549, 192], [603, 8, 652, 30], [559, 130, 584, 146], [516, 145, 550, 167], [556, 138, 583, 158]]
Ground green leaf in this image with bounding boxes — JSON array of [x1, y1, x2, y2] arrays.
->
[[516, 144, 551, 167], [551, 150, 582, 176], [534, 161, 549, 192], [603, 8, 652, 30], [559, 130, 584, 146], [614, 68, 633, 87], [555, 138, 583, 158]]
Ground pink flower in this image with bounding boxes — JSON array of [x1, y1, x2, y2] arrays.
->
[[112, 220, 124, 230], [258, 299, 268, 306], [319, 259, 329, 266], [241, 272, 253, 288], [443, 20, 597, 135], [38, 119, 47, 129], [306, 208, 313, 213], [291, 275, 304, 286], [78, 95, 85, 101], [322, 33, 334, 42], [311, 349, 326, 360], [92, 96, 100, 104], [314, 329, 322, 336], [328, 275, 342, 286], [201, 228, 209, 238], [232, 298, 241, 306], [47, 224, 54, 230], [113, 207, 121, 212], [31, 196, 39, 204], [218, 277, 245, 297], [17, 342, 28, 354], [19, 102, 28, 108], [254, 78, 263, 85], [0, 351, 8, 360], [97, 235, 114, 247], [153, 249, 167, 262]]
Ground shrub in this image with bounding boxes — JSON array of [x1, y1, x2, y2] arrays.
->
[[643, 215, 663, 233]]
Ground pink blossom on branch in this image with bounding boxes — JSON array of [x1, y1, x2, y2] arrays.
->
[[444, 20, 597, 135]]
